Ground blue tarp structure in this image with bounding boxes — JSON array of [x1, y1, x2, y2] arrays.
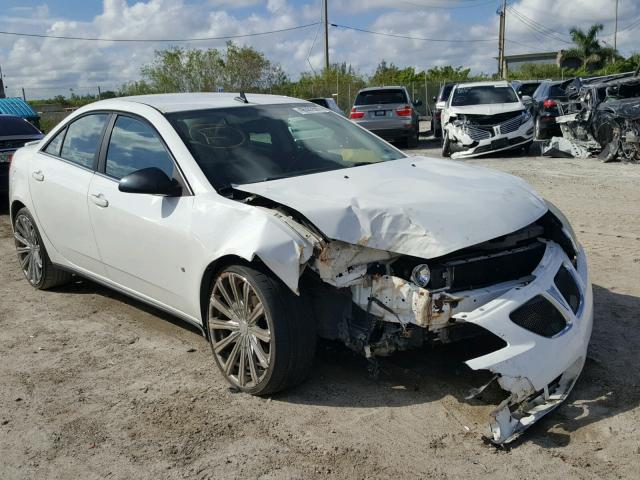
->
[[0, 97, 40, 121]]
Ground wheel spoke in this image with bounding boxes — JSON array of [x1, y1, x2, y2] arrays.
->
[[16, 246, 30, 254], [250, 325, 271, 343], [247, 343, 259, 385], [214, 330, 240, 354], [14, 232, 30, 248], [210, 297, 236, 321], [250, 335, 270, 369], [20, 251, 32, 269], [209, 318, 239, 331], [242, 281, 251, 317], [224, 339, 242, 375], [247, 303, 264, 326], [238, 338, 247, 387], [216, 278, 235, 311], [229, 275, 241, 308]]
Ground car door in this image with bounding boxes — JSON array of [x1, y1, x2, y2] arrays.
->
[[28, 113, 109, 275], [87, 113, 197, 317]]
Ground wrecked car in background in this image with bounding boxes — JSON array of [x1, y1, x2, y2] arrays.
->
[[9, 93, 592, 445], [545, 70, 640, 162], [441, 81, 534, 159]]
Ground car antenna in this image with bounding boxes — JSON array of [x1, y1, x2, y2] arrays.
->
[[234, 91, 249, 104]]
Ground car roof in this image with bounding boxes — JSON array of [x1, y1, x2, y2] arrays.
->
[[87, 93, 309, 113], [454, 80, 511, 88], [357, 86, 406, 93]]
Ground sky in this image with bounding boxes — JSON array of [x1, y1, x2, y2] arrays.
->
[[0, 0, 638, 99]]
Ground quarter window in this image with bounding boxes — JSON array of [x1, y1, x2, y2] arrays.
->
[[44, 128, 66, 156], [105, 116, 175, 180], [60, 114, 108, 169]]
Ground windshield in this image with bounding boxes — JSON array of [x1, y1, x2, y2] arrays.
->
[[166, 104, 405, 189], [451, 85, 519, 106], [438, 84, 455, 102], [355, 89, 407, 105]]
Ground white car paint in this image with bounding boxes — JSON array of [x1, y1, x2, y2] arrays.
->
[[442, 81, 534, 159], [8, 93, 592, 444]]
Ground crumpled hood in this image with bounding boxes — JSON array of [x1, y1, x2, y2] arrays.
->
[[236, 156, 548, 259], [448, 102, 524, 116]]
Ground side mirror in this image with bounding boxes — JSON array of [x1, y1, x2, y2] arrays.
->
[[119, 167, 182, 196], [521, 95, 533, 104], [432, 96, 437, 102], [413, 99, 423, 107]]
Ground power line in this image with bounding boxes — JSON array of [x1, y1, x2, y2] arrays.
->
[[506, 6, 572, 45], [396, 0, 497, 9], [330, 23, 497, 43], [0, 23, 320, 43]]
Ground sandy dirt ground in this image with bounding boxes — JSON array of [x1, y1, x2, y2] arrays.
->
[[1, 138, 640, 479]]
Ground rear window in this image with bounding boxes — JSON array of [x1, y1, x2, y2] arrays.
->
[[0, 116, 41, 137], [355, 89, 407, 105], [549, 84, 566, 98], [519, 83, 540, 97], [451, 86, 519, 106]]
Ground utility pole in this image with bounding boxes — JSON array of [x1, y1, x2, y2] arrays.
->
[[0, 64, 5, 99], [323, 0, 329, 71], [614, 0, 619, 51], [498, 0, 506, 79]]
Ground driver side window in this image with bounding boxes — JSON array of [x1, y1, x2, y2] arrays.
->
[[105, 116, 175, 180]]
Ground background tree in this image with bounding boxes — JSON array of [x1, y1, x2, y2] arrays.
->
[[561, 23, 618, 71]]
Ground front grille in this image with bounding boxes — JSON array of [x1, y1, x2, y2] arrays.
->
[[465, 111, 522, 126], [510, 295, 567, 337], [465, 125, 492, 141], [499, 114, 523, 134], [554, 266, 581, 313]]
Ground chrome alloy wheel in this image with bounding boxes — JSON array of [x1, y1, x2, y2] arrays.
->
[[209, 272, 273, 389], [14, 214, 43, 286]]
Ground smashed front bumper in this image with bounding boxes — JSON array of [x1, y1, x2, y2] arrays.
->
[[448, 117, 534, 159], [462, 241, 592, 443]]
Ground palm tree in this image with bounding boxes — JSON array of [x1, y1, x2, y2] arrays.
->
[[560, 23, 617, 70]]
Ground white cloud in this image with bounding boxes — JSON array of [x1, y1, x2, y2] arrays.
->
[[0, 0, 638, 98]]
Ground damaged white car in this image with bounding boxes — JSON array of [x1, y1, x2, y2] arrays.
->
[[442, 81, 534, 158], [9, 93, 592, 445]]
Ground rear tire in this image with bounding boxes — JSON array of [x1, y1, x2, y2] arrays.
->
[[534, 117, 545, 140], [407, 127, 419, 148], [442, 132, 451, 157], [206, 264, 316, 395], [13, 207, 72, 290]]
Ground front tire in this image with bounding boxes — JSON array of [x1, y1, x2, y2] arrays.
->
[[442, 131, 451, 157], [206, 265, 316, 395], [13, 207, 72, 289]]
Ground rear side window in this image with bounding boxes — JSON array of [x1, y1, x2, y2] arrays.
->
[[60, 114, 108, 169], [44, 128, 65, 156], [355, 89, 407, 105], [0, 116, 41, 136], [549, 85, 566, 98], [105, 116, 175, 180]]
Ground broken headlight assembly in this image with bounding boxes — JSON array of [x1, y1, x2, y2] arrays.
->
[[545, 199, 579, 250]]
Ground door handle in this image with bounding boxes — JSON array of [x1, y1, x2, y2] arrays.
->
[[32, 170, 44, 182], [90, 193, 109, 208]]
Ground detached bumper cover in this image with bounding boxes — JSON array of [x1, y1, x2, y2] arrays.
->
[[461, 241, 592, 443]]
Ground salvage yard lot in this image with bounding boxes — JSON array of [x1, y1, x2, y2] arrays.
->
[[1, 139, 639, 479]]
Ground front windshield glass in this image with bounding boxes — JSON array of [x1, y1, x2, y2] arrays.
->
[[166, 104, 405, 188], [451, 85, 519, 106]]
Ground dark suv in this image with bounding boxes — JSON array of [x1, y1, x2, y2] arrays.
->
[[0, 115, 44, 198], [531, 81, 568, 139], [349, 86, 421, 147]]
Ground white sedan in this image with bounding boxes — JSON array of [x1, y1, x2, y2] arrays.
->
[[9, 93, 592, 444]]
